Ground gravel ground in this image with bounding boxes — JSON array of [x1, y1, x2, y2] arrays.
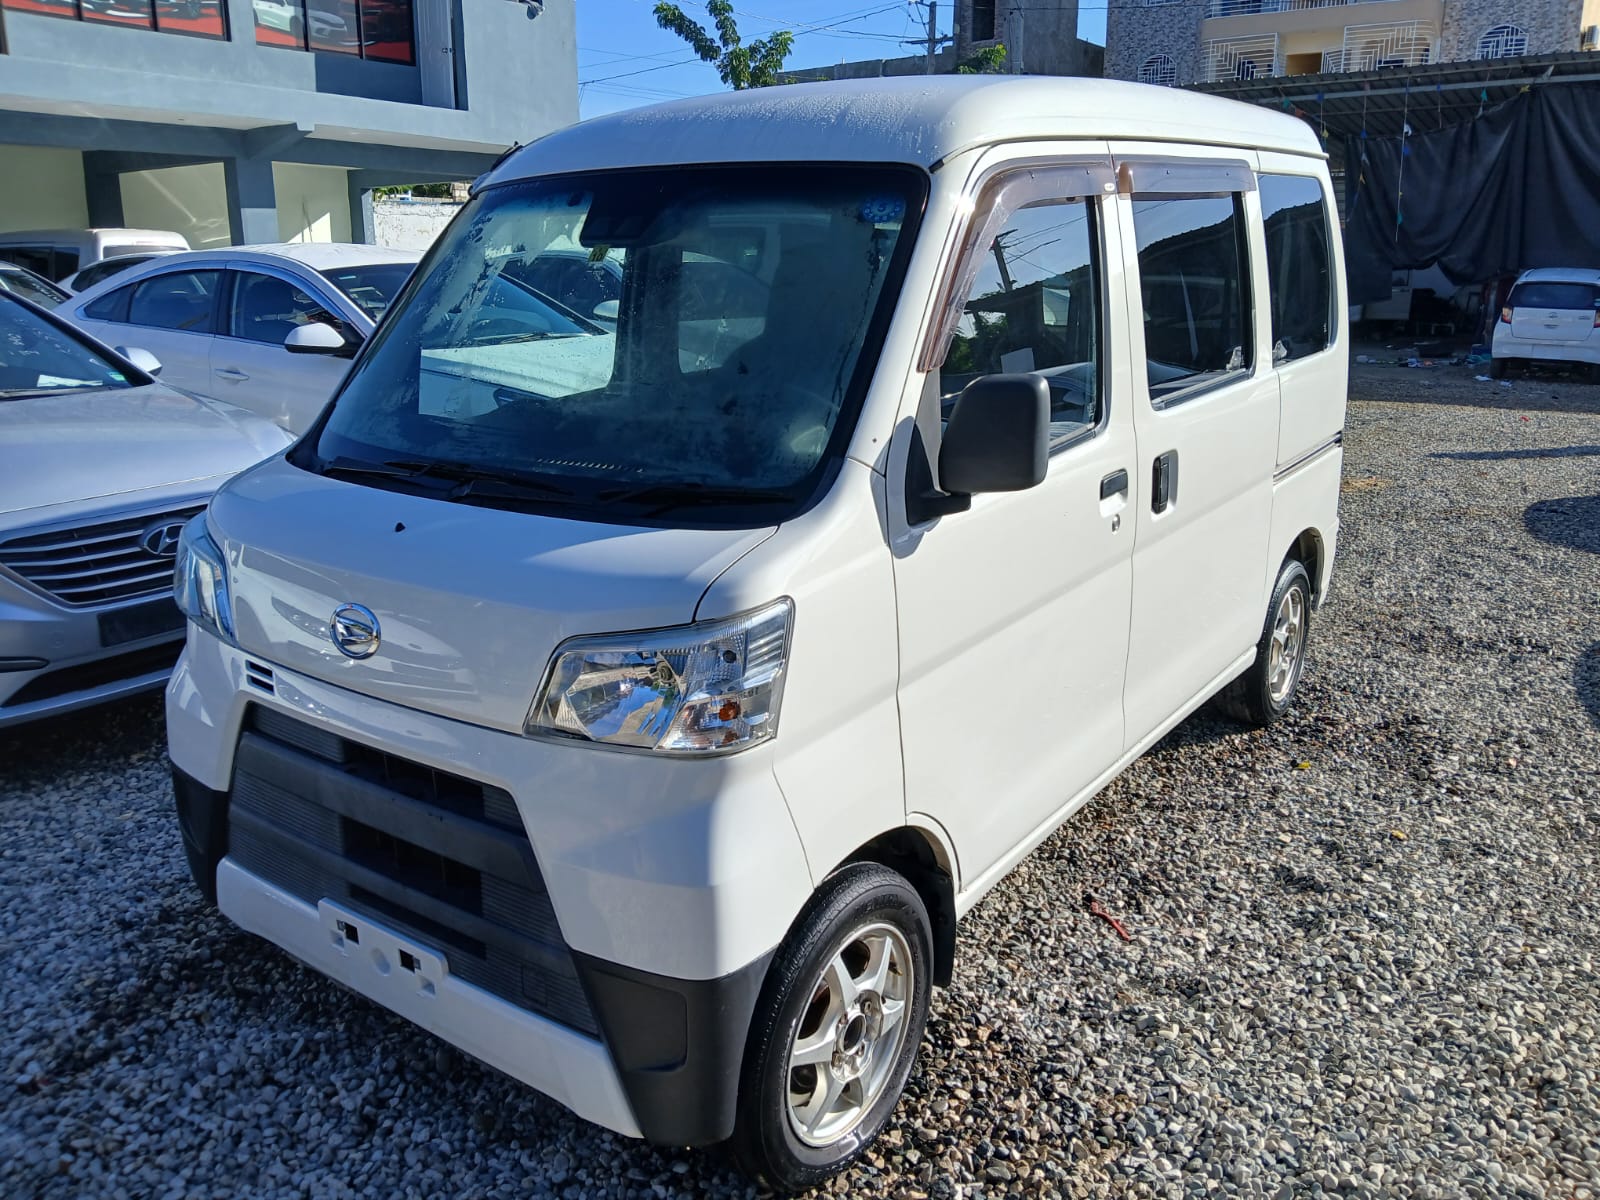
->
[[4, 359, 1599, 1200]]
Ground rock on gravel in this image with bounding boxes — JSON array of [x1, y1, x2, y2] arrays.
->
[[3, 359, 1599, 1200]]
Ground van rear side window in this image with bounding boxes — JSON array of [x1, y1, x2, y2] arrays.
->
[[1260, 175, 1334, 364], [1131, 194, 1252, 403]]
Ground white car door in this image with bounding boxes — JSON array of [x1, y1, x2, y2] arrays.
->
[[891, 163, 1137, 887], [79, 267, 225, 399], [209, 267, 357, 433], [1112, 150, 1280, 747]]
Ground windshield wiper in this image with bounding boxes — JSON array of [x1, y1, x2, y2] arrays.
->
[[596, 481, 795, 513], [319, 456, 576, 502]]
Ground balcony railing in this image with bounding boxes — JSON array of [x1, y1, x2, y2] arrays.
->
[[1322, 20, 1437, 71], [1201, 32, 1281, 81], [1205, 0, 1403, 16]]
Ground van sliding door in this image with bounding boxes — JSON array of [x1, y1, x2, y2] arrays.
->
[[1112, 151, 1279, 748]]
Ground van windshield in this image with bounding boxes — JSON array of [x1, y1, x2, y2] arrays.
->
[[305, 165, 924, 524]]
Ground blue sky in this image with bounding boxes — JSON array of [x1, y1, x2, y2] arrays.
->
[[577, 1, 1109, 119]]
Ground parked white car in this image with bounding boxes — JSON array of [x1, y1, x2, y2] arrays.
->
[[165, 77, 1348, 1191], [1491, 267, 1600, 379], [0, 289, 291, 727], [65, 243, 421, 433]]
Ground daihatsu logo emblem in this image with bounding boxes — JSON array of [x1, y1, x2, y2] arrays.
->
[[140, 519, 186, 559], [330, 603, 381, 659]]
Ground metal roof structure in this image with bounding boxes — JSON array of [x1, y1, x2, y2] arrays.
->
[[1192, 51, 1600, 142]]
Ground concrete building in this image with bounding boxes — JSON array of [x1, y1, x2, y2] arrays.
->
[[0, 0, 576, 250], [782, 0, 1101, 83], [1107, 0, 1600, 88]]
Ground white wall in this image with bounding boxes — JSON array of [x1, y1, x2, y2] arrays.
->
[[120, 163, 229, 249], [373, 197, 463, 251], [274, 164, 352, 244], [0, 146, 89, 233]]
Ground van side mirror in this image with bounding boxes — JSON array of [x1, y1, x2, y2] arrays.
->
[[284, 322, 351, 355], [116, 346, 162, 377], [908, 374, 1050, 524]]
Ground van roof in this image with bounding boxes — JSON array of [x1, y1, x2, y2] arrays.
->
[[493, 76, 1323, 185], [0, 229, 188, 243]]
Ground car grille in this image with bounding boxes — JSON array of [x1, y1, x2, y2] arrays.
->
[[227, 706, 598, 1037], [0, 506, 205, 607]]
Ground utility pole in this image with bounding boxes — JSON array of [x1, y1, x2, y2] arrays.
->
[[902, 0, 954, 75]]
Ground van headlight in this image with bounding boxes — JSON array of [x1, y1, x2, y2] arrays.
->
[[527, 599, 792, 755], [173, 516, 235, 644]]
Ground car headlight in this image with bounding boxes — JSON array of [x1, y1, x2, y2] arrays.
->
[[173, 515, 234, 644], [527, 599, 793, 755]]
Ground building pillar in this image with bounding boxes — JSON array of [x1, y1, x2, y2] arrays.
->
[[82, 152, 126, 228], [348, 174, 376, 245], [224, 156, 278, 245]]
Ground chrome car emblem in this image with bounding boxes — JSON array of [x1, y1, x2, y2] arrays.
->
[[330, 603, 381, 659], [140, 519, 187, 559]]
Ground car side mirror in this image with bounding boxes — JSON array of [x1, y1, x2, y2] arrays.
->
[[941, 372, 1049, 490], [908, 373, 1049, 523], [116, 346, 163, 377], [592, 299, 620, 321], [284, 322, 351, 355]]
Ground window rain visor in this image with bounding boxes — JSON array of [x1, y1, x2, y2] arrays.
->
[[304, 165, 924, 524]]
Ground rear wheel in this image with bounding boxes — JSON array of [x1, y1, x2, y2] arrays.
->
[[731, 863, 933, 1193], [1217, 557, 1312, 727], [1488, 357, 1508, 379]]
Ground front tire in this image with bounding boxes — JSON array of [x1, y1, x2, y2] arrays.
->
[[1217, 557, 1312, 727], [731, 863, 933, 1193]]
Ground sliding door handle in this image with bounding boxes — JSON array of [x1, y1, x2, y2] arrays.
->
[[1100, 468, 1129, 500]]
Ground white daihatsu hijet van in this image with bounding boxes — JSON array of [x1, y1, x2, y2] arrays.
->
[[167, 77, 1346, 1190]]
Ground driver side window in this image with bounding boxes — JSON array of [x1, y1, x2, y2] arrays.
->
[[940, 197, 1102, 449]]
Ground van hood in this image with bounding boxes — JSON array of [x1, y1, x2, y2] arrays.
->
[[0, 384, 291, 515], [210, 457, 778, 734]]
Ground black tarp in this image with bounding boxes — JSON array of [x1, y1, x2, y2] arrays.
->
[[1343, 83, 1600, 304]]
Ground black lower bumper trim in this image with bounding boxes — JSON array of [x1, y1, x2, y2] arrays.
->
[[172, 765, 229, 906], [574, 948, 773, 1147]]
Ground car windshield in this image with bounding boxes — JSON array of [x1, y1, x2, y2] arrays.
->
[[1, 268, 69, 309], [319, 263, 416, 322], [306, 165, 923, 522], [0, 295, 136, 399]]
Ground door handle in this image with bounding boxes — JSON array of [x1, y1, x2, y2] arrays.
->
[[1152, 450, 1179, 514], [214, 368, 249, 381], [1100, 469, 1129, 500]]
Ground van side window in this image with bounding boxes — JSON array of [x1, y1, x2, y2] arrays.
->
[[942, 197, 1101, 449], [1260, 175, 1334, 363], [1130, 194, 1251, 404]]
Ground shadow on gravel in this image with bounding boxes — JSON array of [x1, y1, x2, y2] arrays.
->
[[1433, 444, 1600, 462], [0, 693, 164, 786], [1578, 644, 1600, 732], [1524, 495, 1600, 555], [1351, 373, 1600, 415]]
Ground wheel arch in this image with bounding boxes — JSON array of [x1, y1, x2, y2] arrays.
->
[[1283, 526, 1327, 605], [831, 823, 958, 988]]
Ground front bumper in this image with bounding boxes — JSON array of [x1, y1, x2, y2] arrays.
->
[[167, 630, 812, 1145], [0, 581, 184, 727]]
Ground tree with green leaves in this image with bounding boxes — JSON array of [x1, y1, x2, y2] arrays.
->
[[956, 43, 1008, 74], [653, 1, 794, 90]]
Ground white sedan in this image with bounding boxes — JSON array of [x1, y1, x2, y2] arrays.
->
[[64, 243, 420, 433]]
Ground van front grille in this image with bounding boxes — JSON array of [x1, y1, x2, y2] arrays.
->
[[227, 706, 596, 1036], [0, 505, 204, 606]]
